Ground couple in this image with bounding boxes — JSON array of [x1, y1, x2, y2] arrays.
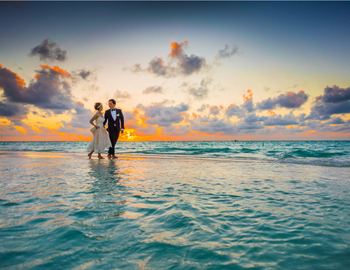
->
[[87, 99, 124, 159]]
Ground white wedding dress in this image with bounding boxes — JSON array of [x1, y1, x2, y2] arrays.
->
[[87, 116, 112, 153]]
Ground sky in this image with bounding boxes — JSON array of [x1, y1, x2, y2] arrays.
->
[[0, 1, 350, 141]]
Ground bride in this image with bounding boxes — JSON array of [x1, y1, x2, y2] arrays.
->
[[88, 102, 112, 159]]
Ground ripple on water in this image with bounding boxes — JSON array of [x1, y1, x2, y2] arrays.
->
[[0, 152, 350, 269]]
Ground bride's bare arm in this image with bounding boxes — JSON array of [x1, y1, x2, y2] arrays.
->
[[89, 114, 100, 128]]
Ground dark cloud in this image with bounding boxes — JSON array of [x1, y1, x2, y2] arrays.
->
[[318, 85, 350, 104], [0, 64, 74, 113], [178, 54, 206, 75], [328, 117, 345, 125], [308, 85, 350, 119], [310, 101, 350, 118], [257, 90, 308, 110], [28, 39, 67, 62], [76, 69, 91, 80], [169, 41, 206, 76], [0, 101, 28, 117], [216, 44, 239, 59], [126, 41, 206, 77], [143, 86, 164, 94], [147, 57, 176, 77]]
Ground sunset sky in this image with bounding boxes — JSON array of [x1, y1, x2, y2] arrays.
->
[[1, 1, 350, 141]]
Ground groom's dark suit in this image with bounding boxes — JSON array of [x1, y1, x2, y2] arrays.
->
[[103, 108, 124, 155]]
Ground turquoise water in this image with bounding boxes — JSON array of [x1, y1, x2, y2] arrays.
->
[[0, 141, 349, 167], [1, 142, 350, 269]]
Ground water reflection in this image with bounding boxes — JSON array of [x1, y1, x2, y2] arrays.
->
[[87, 159, 127, 219], [88, 159, 121, 183]]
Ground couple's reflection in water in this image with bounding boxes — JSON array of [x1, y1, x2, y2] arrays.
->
[[88, 159, 127, 219]]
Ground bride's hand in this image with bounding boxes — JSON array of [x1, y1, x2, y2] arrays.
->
[[95, 126, 100, 129]]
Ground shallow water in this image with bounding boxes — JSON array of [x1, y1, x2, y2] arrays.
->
[[1, 151, 350, 269], [0, 141, 349, 167]]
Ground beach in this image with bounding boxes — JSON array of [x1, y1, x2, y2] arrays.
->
[[1, 147, 350, 269]]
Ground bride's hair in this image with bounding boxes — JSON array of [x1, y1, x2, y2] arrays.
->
[[94, 102, 102, 110]]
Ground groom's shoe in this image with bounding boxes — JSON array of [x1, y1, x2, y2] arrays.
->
[[107, 154, 111, 159], [111, 155, 118, 159]]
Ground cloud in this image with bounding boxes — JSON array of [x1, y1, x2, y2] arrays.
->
[[328, 117, 345, 125], [112, 90, 132, 104], [308, 85, 350, 119], [58, 102, 93, 135], [242, 99, 255, 113], [318, 85, 350, 104], [143, 86, 164, 94], [209, 105, 221, 116], [197, 104, 209, 112], [257, 90, 308, 110], [263, 113, 299, 126], [73, 68, 94, 80], [28, 39, 67, 62], [126, 40, 206, 77], [190, 116, 237, 135], [147, 57, 176, 77], [0, 64, 76, 113], [243, 89, 253, 102], [169, 41, 206, 75], [225, 103, 245, 118], [124, 63, 143, 73], [0, 101, 28, 117], [0, 65, 74, 113], [216, 44, 239, 59], [136, 102, 189, 128], [187, 78, 211, 100]]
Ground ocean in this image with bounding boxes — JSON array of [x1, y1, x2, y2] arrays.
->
[[0, 141, 350, 269], [0, 140, 349, 167]]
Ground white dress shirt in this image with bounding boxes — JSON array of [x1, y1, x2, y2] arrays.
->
[[110, 109, 124, 130], [111, 109, 116, 121]]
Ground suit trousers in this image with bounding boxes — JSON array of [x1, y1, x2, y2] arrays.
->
[[108, 126, 120, 155]]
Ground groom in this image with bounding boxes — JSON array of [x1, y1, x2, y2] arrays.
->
[[103, 99, 124, 159]]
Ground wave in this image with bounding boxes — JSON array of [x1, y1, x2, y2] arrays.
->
[[129, 147, 235, 156], [1, 141, 350, 168], [279, 149, 346, 159]]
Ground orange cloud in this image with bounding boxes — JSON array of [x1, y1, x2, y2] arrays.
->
[[14, 126, 26, 134], [169, 40, 188, 58], [0, 64, 26, 88], [267, 110, 276, 116], [243, 89, 253, 102], [39, 64, 71, 78], [287, 90, 305, 97], [227, 103, 235, 109]]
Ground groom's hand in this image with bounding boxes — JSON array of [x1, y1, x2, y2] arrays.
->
[[121, 129, 124, 134]]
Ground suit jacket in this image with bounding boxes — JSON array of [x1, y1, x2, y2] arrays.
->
[[103, 108, 124, 131]]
